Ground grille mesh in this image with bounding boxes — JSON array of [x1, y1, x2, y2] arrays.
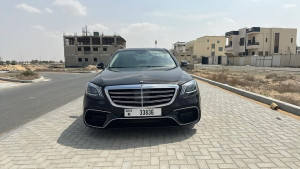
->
[[108, 87, 176, 107]]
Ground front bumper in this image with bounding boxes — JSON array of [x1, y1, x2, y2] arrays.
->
[[83, 91, 201, 128]]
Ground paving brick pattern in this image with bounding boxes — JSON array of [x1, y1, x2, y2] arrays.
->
[[0, 81, 299, 169]]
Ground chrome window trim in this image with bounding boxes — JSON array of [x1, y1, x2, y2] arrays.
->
[[104, 84, 179, 108]]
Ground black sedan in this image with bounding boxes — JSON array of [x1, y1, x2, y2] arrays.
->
[[83, 48, 201, 128]]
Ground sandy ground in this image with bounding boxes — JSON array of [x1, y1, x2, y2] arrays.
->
[[190, 66, 300, 106]]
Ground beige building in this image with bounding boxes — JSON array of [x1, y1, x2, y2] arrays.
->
[[173, 36, 226, 65], [225, 27, 297, 57], [173, 42, 186, 54], [64, 32, 126, 67]]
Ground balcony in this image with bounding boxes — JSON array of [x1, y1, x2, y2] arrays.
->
[[246, 42, 260, 49], [247, 42, 259, 46], [225, 45, 233, 51]]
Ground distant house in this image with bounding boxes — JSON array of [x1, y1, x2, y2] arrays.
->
[[225, 27, 297, 57]]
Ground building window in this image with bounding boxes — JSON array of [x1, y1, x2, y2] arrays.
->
[[217, 40, 219, 43], [274, 33, 280, 53], [266, 38, 268, 43], [94, 58, 97, 62], [93, 47, 98, 51], [265, 51, 269, 56], [78, 47, 81, 51], [252, 52, 255, 55], [78, 58, 82, 62], [207, 47, 209, 50], [180, 55, 184, 57], [207, 39, 209, 42], [84, 47, 91, 51], [291, 38, 293, 43], [211, 52, 215, 56], [85, 58, 88, 62], [239, 38, 245, 46], [103, 47, 107, 51], [219, 47, 223, 51], [211, 44, 215, 49], [258, 51, 263, 56]]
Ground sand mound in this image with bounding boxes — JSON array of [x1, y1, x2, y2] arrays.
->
[[0, 65, 27, 71]]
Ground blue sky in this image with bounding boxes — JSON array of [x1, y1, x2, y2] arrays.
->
[[0, 0, 299, 61]]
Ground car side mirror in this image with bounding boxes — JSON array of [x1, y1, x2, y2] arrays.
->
[[96, 62, 105, 69], [180, 60, 188, 67]]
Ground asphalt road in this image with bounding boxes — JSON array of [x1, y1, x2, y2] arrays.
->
[[0, 72, 97, 135]]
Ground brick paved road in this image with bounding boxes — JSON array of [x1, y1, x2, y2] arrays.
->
[[0, 80, 299, 169]]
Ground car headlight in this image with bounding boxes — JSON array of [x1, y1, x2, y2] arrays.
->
[[180, 80, 197, 95], [86, 82, 104, 97]]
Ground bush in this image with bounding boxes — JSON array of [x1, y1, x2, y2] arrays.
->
[[17, 70, 39, 80], [21, 70, 37, 76]]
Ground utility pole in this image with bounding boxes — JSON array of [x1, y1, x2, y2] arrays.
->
[[82, 26, 89, 36]]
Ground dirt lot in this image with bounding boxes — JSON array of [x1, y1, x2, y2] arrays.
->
[[0, 64, 98, 81], [190, 66, 300, 106]]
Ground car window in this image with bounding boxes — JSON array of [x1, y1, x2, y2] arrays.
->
[[109, 50, 177, 68]]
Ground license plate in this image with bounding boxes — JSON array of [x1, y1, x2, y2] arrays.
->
[[124, 108, 162, 117]]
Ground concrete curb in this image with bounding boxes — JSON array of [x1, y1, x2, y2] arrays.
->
[[0, 76, 44, 83], [191, 74, 300, 116]]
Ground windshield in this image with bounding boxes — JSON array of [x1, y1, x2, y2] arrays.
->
[[108, 50, 177, 68]]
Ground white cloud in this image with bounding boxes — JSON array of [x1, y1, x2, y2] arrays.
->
[[283, 3, 297, 8], [45, 8, 53, 13], [32, 25, 45, 31], [32, 25, 60, 39], [15, 3, 41, 13], [53, 0, 87, 16], [89, 24, 109, 33]]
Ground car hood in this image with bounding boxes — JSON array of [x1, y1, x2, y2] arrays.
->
[[90, 67, 193, 86]]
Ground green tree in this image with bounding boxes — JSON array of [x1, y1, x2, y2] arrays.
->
[[6, 61, 10, 65], [11, 60, 17, 65]]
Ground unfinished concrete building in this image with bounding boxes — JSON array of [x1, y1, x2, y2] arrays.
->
[[64, 32, 126, 67]]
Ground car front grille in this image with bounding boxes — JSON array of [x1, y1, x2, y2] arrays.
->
[[105, 84, 178, 108]]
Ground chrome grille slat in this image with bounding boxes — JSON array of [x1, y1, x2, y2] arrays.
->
[[105, 84, 178, 108], [110, 94, 173, 99], [113, 100, 142, 104]]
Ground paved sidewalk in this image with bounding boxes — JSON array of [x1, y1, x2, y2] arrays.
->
[[0, 81, 299, 169]]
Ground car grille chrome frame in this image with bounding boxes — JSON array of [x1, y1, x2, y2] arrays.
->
[[104, 84, 179, 108]]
